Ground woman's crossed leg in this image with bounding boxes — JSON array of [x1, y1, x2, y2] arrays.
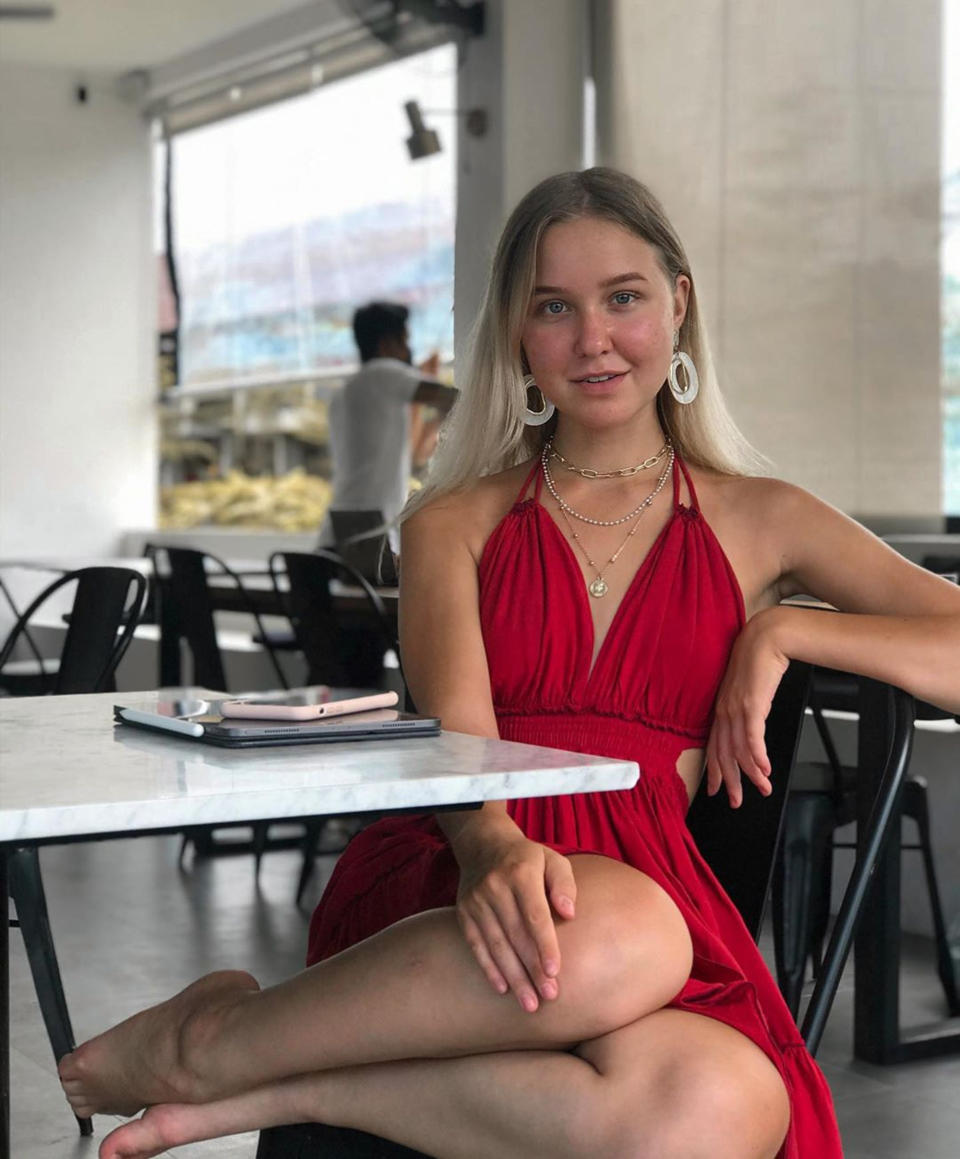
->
[[57, 852, 788, 1158], [59, 855, 691, 1117], [96, 1008, 790, 1159]]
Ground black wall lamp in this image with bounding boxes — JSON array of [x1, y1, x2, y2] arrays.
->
[[404, 99, 487, 160]]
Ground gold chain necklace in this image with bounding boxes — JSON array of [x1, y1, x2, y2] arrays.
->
[[552, 455, 674, 598], [542, 444, 674, 527], [549, 440, 670, 479]]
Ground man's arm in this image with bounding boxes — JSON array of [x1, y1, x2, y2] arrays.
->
[[412, 379, 457, 411]]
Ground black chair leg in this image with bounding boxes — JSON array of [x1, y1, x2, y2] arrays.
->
[[773, 795, 836, 1018], [253, 822, 269, 880], [808, 825, 836, 978], [903, 778, 960, 1015], [296, 822, 322, 906], [8, 847, 93, 1137]]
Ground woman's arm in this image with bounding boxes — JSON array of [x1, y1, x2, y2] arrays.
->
[[706, 481, 960, 805], [399, 497, 577, 1010]]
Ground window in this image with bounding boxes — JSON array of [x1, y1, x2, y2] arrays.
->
[[166, 43, 457, 386]]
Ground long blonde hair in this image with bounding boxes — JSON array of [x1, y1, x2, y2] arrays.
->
[[405, 167, 764, 520]]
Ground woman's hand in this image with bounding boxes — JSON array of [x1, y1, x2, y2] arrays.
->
[[706, 608, 791, 808], [453, 829, 577, 1012]]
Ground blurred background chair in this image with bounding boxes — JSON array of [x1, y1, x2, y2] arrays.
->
[[270, 549, 402, 902], [773, 668, 959, 1019], [0, 565, 146, 697], [328, 508, 398, 587], [146, 544, 295, 870], [146, 543, 289, 692], [771, 564, 960, 1019], [1, 565, 148, 1138], [270, 549, 398, 690]]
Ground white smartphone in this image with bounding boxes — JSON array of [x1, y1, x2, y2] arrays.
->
[[220, 691, 399, 721]]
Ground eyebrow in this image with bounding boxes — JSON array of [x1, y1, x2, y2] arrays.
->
[[532, 272, 650, 295]]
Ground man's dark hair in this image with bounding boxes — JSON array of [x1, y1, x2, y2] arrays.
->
[[352, 301, 410, 362]]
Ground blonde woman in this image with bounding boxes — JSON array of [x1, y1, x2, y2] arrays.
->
[[61, 169, 960, 1159]]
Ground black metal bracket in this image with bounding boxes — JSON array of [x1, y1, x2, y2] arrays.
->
[[397, 0, 484, 36]]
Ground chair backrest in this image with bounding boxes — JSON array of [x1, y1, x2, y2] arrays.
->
[[270, 550, 396, 688], [329, 509, 398, 587], [686, 660, 812, 939], [800, 681, 915, 1055], [147, 544, 288, 692], [0, 566, 148, 694], [147, 545, 225, 690]]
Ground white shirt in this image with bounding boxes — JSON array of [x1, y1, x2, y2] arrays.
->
[[319, 358, 422, 545]]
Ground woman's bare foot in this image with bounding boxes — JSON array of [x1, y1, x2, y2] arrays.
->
[[59, 970, 260, 1117], [97, 1074, 319, 1159]]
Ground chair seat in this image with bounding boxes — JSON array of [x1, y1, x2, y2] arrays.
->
[[256, 1123, 427, 1159], [790, 760, 855, 795], [251, 627, 299, 650]]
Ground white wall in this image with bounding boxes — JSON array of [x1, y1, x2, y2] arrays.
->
[[0, 63, 156, 560], [594, 0, 943, 521]]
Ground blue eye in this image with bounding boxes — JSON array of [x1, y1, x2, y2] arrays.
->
[[612, 291, 637, 306], [542, 300, 566, 315]]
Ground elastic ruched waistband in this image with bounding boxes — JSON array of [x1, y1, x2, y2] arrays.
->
[[496, 710, 703, 766], [497, 711, 695, 816]]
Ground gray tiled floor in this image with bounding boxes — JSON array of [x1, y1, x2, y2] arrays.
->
[[8, 835, 960, 1157]]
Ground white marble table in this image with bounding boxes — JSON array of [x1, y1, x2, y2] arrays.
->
[[0, 690, 639, 1147]]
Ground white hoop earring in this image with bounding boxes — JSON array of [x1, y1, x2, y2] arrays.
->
[[522, 375, 556, 426], [668, 333, 699, 405]]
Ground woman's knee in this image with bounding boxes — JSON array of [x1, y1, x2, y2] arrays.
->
[[629, 1044, 790, 1159], [562, 857, 692, 1023], [577, 1010, 790, 1159]]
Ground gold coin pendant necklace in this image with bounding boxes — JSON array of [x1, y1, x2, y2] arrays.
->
[[541, 443, 675, 598]]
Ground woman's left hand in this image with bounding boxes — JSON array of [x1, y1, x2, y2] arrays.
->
[[705, 608, 791, 808]]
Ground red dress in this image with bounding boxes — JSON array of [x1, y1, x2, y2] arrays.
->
[[307, 457, 843, 1158]]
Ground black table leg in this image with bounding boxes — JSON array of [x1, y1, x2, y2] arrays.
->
[[854, 680, 960, 1062]]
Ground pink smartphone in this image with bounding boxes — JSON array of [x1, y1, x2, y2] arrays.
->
[[220, 691, 399, 721]]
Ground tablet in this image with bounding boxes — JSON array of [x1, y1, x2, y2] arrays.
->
[[114, 694, 439, 748]]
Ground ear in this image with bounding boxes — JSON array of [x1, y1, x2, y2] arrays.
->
[[673, 274, 690, 330]]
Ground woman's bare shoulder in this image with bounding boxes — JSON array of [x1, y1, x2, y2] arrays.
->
[[403, 460, 538, 564], [691, 468, 805, 526]]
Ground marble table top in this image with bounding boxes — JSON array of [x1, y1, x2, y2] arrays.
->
[[0, 690, 639, 844]]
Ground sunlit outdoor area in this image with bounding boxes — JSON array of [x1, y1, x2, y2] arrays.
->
[[168, 44, 456, 385]]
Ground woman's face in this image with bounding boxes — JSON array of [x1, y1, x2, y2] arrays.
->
[[520, 216, 689, 429]]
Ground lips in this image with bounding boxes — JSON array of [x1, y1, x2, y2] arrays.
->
[[573, 370, 628, 384], [572, 371, 628, 392]]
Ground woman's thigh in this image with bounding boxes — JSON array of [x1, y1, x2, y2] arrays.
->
[[574, 1007, 791, 1159], [558, 853, 693, 1005]]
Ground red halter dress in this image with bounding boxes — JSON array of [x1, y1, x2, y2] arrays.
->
[[307, 456, 843, 1159]]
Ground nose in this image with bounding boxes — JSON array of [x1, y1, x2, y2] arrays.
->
[[574, 308, 611, 357]]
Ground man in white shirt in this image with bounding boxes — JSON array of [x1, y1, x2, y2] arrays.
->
[[320, 301, 456, 547]]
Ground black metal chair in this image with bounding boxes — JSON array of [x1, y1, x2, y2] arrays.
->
[[269, 549, 398, 691], [257, 659, 904, 1157], [269, 550, 401, 902], [771, 561, 959, 1020], [1, 566, 148, 1138], [772, 668, 959, 1019], [0, 566, 147, 696], [146, 544, 289, 692], [146, 545, 297, 870]]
